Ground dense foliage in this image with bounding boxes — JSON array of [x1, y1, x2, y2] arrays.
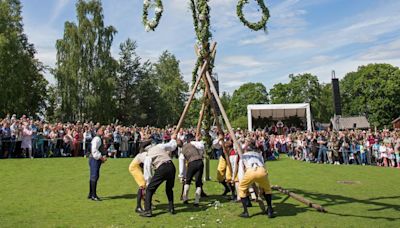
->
[[340, 64, 400, 128], [0, 0, 48, 117]]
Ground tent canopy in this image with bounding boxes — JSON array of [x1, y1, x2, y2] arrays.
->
[[247, 103, 312, 131]]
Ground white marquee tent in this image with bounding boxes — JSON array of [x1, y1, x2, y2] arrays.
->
[[247, 103, 312, 131]]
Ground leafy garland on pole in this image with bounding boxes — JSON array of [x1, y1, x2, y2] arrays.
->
[[237, 0, 270, 31], [189, 0, 212, 84], [142, 0, 163, 32]]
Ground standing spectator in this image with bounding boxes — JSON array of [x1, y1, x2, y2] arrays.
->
[[360, 140, 367, 165], [83, 126, 93, 158], [21, 122, 33, 159], [387, 143, 395, 168], [317, 132, 328, 164], [72, 128, 81, 157], [331, 136, 340, 165], [63, 129, 73, 156], [394, 134, 400, 168], [379, 142, 388, 167], [372, 139, 380, 166], [113, 127, 121, 157], [120, 128, 129, 158], [1, 122, 12, 158], [340, 133, 350, 165]]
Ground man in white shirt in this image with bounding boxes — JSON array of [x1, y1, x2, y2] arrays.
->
[[140, 134, 178, 217], [88, 127, 107, 201], [238, 138, 275, 218]]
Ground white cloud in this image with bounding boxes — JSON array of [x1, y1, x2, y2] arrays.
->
[[359, 39, 400, 61], [239, 35, 269, 45], [273, 39, 315, 50], [221, 55, 264, 68], [50, 0, 71, 24]]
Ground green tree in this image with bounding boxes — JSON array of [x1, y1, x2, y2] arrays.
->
[[0, 0, 48, 117], [54, 0, 117, 123], [270, 73, 323, 122], [341, 63, 400, 128], [153, 51, 188, 127], [116, 38, 142, 125], [133, 61, 160, 126], [228, 82, 269, 121]]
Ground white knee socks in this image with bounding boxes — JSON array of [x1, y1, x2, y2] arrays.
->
[[183, 184, 190, 201], [194, 187, 201, 204]]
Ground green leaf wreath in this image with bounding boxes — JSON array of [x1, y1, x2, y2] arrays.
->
[[142, 0, 163, 32], [237, 0, 270, 31]]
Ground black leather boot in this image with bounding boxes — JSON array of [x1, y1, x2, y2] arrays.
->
[[135, 188, 144, 213], [239, 198, 250, 218], [220, 181, 230, 196], [263, 193, 275, 218], [246, 196, 253, 207], [229, 183, 237, 201], [168, 201, 176, 215], [91, 181, 101, 201], [88, 181, 93, 199]]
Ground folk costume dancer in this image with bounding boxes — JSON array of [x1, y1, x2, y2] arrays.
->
[[226, 140, 240, 201], [238, 138, 275, 218], [128, 145, 153, 213], [88, 127, 107, 201], [214, 134, 235, 197], [181, 134, 205, 207], [140, 134, 178, 217]]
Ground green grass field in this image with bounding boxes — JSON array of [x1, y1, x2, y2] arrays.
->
[[0, 157, 399, 228]]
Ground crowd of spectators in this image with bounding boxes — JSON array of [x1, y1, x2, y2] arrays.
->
[[1, 114, 399, 169], [246, 127, 400, 168]]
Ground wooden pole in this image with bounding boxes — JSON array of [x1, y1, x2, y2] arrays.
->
[[196, 94, 207, 138], [174, 61, 206, 135], [174, 43, 217, 135], [272, 185, 327, 213], [204, 71, 243, 157]]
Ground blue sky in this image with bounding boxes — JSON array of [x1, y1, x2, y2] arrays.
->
[[20, 0, 400, 93]]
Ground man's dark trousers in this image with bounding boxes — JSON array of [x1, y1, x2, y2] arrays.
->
[[144, 161, 176, 211], [185, 159, 204, 188], [89, 157, 102, 197]]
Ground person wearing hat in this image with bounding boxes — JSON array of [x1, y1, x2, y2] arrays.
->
[[140, 134, 178, 217], [181, 133, 205, 207], [88, 127, 107, 201], [238, 138, 275, 218]]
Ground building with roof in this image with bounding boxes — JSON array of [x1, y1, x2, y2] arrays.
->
[[331, 116, 370, 130]]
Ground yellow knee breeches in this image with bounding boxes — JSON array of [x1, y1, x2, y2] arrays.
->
[[128, 160, 146, 188], [238, 167, 272, 198], [217, 157, 227, 182]]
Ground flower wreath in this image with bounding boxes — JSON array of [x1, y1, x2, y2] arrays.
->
[[142, 0, 163, 32], [237, 0, 270, 31]]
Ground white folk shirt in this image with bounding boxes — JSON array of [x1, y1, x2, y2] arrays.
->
[[133, 152, 153, 185], [91, 136, 103, 160], [191, 141, 205, 153], [241, 151, 265, 170], [212, 138, 222, 150]]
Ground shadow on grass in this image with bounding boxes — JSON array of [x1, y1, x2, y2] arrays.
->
[[284, 189, 400, 221], [102, 193, 137, 200], [149, 194, 237, 217]]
